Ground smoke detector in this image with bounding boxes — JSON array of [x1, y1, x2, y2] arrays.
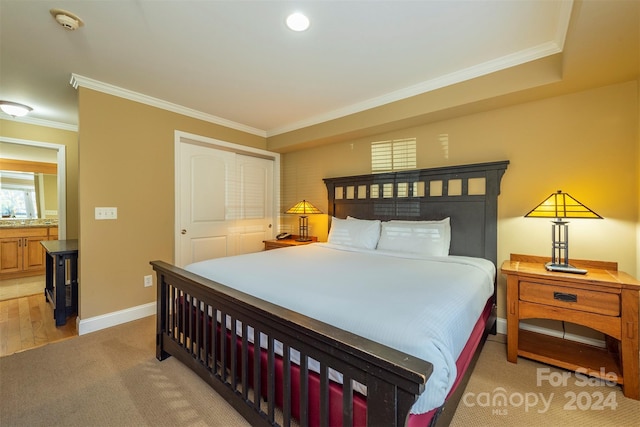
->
[[50, 9, 84, 31]]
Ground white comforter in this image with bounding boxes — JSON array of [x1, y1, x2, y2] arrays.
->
[[185, 243, 495, 414]]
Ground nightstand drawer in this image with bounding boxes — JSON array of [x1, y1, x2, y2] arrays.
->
[[263, 237, 317, 250], [264, 240, 290, 250], [520, 281, 620, 316]]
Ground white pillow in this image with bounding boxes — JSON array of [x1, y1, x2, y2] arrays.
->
[[327, 217, 381, 250], [376, 218, 451, 257]]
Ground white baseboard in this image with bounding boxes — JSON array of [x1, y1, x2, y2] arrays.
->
[[496, 317, 605, 348], [78, 302, 156, 335]]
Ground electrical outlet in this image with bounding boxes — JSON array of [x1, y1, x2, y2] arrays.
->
[[144, 275, 153, 287]]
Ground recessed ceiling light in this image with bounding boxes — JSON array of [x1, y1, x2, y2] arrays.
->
[[286, 12, 310, 32]]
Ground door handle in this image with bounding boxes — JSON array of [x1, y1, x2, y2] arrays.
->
[[181, 229, 187, 235]]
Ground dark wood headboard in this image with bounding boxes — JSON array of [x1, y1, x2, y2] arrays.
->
[[323, 160, 509, 267]]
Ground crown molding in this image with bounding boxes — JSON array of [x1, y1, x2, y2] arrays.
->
[[70, 74, 266, 138], [266, 40, 565, 137], [0, 115, 78, 132], [554, 0, 575, 51]]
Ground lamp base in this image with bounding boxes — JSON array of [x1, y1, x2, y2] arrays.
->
[[545, 262, 587, 275], [295, 237, 313, 242]]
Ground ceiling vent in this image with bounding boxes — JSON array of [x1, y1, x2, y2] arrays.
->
[[50, 9, 84, 31]]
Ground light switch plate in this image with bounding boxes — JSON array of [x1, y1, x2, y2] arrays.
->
[[95, 207, 117, 220]]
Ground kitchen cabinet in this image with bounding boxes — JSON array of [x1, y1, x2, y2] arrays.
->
[[0, 226, 58, 278]]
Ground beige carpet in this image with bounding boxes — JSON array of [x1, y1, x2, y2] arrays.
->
[[0, 315, 638, 426], [450, 336, 639, 426], [0, 315, 249, 427]]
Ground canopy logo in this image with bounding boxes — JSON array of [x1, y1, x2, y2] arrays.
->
[[462, 367, 618, 416]]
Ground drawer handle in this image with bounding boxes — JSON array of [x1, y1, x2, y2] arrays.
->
[[554, 292, 577, 303]]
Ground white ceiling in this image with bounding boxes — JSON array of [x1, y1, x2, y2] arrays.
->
[[0, 0, 605, 136]]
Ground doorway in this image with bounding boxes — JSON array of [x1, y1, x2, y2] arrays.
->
[[0, 138, 66, 301], [0, 137, 76, 354]]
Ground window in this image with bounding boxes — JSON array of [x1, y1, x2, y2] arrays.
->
[[0, 171, 38, 218], [371, 138, 416, 173]]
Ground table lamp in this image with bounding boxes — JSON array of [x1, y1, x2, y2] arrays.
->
[[285, 200, 322, 242], [525, 190, 602, 274]]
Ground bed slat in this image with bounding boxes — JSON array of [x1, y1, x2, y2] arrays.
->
[[319, 363, 329, 427], [300, 353, 309, 426], [342, 376, 354, 426], [267, 335, 276, 422], [283, 344, 292, 427]]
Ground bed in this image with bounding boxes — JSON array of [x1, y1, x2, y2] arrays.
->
[[151, 160, 509, 427]]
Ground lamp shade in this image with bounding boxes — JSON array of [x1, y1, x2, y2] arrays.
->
[[285, 200, 322, 242], [525, 190, 602, 274], [285, 200, 322, 215], [525, 190, 602, 219]]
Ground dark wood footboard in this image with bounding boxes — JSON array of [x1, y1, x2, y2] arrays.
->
[[152, 260, 433, 427]]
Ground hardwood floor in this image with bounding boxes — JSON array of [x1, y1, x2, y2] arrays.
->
[[0, 292, 77, 357], [0, 275, 46, 301]]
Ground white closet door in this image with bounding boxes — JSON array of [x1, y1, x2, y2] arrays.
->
[[178, 142, 273, 266], [234, 153, 273, 255]]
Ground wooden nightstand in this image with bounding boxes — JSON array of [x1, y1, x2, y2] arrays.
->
[[501, 253, 640, 400], [263, 236, 317, 250]]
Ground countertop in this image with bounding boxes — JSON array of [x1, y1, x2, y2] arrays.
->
[[0, 220, 59, 228]]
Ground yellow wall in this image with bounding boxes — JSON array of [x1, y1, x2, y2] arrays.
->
[[0, 119, 79, 238], [42, 173, 58, 218], [3, 80, 638, 330], [637, 77, 640, 274], [77, 88, 266, 319], [281, 80, 639, 321]]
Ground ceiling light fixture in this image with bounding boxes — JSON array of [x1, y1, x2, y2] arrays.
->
[[286, 12, 310, 32], [50, 8, 84, 31], [0, 101, 33, 117]]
